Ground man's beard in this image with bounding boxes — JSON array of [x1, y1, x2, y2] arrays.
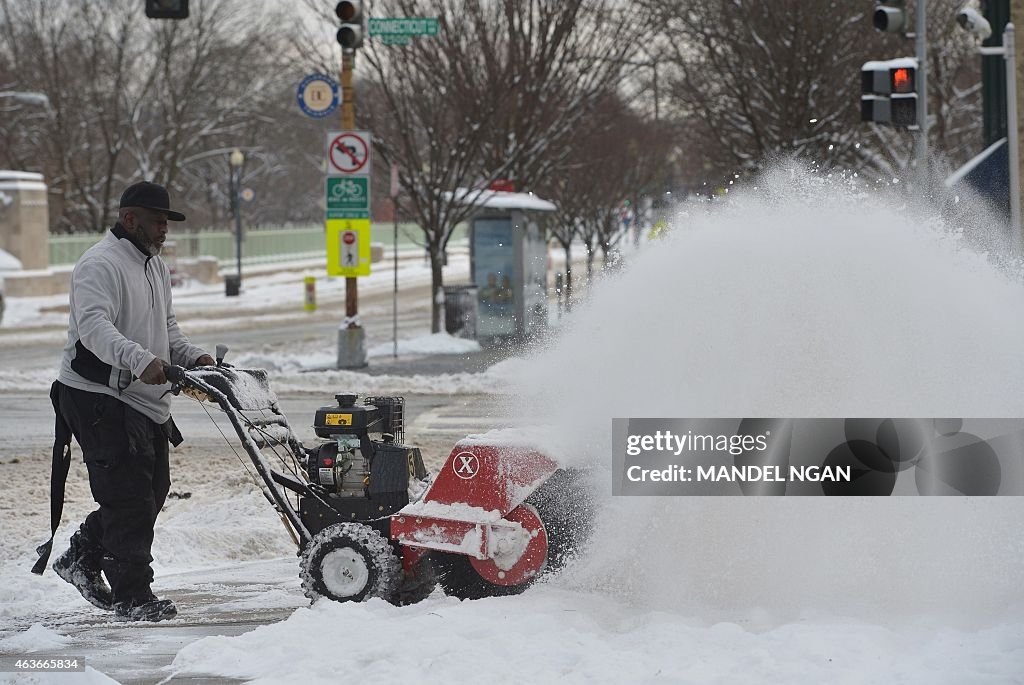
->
[[135, 232, 162, 256]]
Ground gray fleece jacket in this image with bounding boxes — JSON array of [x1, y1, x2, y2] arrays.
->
[[58, 227, 207, 424]]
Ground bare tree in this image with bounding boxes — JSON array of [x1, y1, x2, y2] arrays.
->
[[355, 0, 654, 332], [541, 90, 666, 302], [0, 0, 304, 232], [645, 0, 983, 183]]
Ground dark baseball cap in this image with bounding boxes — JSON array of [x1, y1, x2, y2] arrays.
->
[[119, 181, 186, 222]]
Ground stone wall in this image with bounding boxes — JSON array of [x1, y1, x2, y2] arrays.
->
[[0, 171, 49, 270]]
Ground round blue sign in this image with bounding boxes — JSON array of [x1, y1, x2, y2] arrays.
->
[[296, 74, 340, 119]]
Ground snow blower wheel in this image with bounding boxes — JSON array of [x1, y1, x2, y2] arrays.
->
[[300, 523, 401, 603]]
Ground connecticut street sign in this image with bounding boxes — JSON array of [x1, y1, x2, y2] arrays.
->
[[368, 17, 439, 37]]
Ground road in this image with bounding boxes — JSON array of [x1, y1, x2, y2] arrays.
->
[[0, 255, 446, 371]]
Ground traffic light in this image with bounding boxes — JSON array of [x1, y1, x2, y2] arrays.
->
[[860, 58, 918, 128], [888, 62, 917, 127], [336, 1, 364, 50], [145, 0, 189, 19], [873, 0, 906, 33]]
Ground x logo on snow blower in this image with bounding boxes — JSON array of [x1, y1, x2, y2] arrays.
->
[[452, 452, 480, 479]]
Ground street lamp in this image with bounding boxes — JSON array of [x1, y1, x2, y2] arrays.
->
[[226, 147, 245, 296]]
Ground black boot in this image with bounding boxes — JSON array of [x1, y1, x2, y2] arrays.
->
[[52, 525, 113, 610], [113, 593, 177, 622]]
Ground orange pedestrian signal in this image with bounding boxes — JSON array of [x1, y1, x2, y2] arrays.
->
[[860, 58, 918, 128], [891, 67, 913, 93]]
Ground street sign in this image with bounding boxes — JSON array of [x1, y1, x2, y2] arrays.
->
[[326, 218, 372, 277], [326, 176, 370, 219], [326, 130, 371, 176], [368, 17, 439, 37], [381, 34, 411, 46], [296, 74, 339, 119]]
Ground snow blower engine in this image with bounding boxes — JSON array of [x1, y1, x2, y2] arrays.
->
[[303, 393, 428, 539]]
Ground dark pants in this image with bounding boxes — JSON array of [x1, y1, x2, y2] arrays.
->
[[57, 383, 170, 603]]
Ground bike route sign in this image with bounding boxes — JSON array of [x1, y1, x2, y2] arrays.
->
[[326, 177, 370, 219]]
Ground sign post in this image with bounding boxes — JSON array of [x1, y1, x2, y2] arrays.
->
[[390, 164, 400, 358]]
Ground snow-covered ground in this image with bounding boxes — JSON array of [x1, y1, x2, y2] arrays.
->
[[1, 169, 1023, 683]]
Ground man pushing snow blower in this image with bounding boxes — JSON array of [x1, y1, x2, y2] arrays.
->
[[32, 182, 213, 623]]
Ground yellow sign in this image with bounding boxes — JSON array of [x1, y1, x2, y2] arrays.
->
[[304, 275, 316, 312], [324, 413, 353, 426], [326, 219, 372, 277]]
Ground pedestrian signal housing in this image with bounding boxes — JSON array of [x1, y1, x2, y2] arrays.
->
[[145, 0, 189, 19], [860, 58, 918, 128]]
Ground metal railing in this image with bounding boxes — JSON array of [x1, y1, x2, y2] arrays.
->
[[48, 223, 468, 266]]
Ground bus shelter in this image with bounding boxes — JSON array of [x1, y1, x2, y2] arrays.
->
[[449, 188, 556, 340]]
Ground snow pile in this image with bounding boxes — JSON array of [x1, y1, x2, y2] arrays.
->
[[167, 588, 1022, 684], [0, 623, 72, 652], [0, 366, 59, 392], [250, 358, 524, 396], [367, 332, 481, 358], [153, 488, 297, 572], [399, 499, 503, 523], [233, 350, 337, 374], [459, 424, 597, 466]]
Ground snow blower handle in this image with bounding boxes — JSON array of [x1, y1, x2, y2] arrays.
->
[[164, 363, 188, 394]]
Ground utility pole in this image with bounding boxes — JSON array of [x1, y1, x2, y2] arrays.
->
[[982, 0, 1012, 146], [982, 24, 1021, 237], [914, 0, 929, 191], [869, 2, 928, 190], [341, 50, 359, 327], [1013, 0, 1024, 238], [1008, 24, 1020, 237], [335, 1, 367, 368]]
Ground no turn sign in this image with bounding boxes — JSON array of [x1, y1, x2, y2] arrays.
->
[[326, 130, 371, 177]]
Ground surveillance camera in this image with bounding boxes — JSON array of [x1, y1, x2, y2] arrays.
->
[[956, 7, 993, 40]]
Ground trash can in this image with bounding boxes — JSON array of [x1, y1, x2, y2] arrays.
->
[[443, 285, 478, 339], [225, 274, 241, 297]]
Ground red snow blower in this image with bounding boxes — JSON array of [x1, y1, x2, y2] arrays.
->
[[166, 358, 591, 604]]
